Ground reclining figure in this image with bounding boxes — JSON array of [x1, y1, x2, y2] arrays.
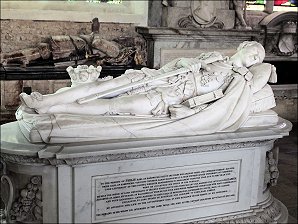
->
[[1, 34, 141, 67], [17, 41, 278, 143]]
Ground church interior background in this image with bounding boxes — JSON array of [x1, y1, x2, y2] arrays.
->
[[0, 0, 297, 223]]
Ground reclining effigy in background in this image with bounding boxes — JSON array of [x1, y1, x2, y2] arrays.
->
[[0, 29, 145, 67]]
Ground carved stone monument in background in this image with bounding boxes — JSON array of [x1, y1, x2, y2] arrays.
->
[[141, 1, 258, 69], [259, 11, 297, 57], [0, 18, 146, 67], [158, 0, 251, 30], [162, 0, 235, 29]]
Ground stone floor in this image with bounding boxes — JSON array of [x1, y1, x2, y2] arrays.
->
[[272, 122, 297, 223]]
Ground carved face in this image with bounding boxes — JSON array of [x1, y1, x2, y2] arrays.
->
[[237, 46, 262, 67]]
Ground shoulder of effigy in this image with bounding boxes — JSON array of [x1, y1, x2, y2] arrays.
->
[[210, 61, 233, 70]]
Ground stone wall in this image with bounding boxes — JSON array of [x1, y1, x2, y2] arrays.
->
[[272, 85, 298, 123], [274, 98, 298, 122], [1, 20, 139, 53]]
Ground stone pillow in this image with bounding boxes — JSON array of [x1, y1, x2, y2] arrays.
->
[[250, 84, 276, 113], [249, 63, 276, 93]]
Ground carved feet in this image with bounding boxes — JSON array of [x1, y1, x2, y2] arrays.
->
[[19, 92, 48, 114]]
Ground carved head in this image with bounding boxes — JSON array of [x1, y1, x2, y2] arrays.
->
[[235, 41, 266, 67], [38, 43, 51, 59]]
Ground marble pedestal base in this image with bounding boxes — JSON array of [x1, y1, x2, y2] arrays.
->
[[0, 119, 292, 223]]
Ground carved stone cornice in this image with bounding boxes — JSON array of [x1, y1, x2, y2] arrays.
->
[[0, 153, 51, 166], [60, 139, 273, 166], [136, 27, 262, 41], [0, 139, 273, 166]]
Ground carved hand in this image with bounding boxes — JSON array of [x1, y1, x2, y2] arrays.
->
[[152, 101, 168, 116], [176, 58, 210, 73], [169, 104, 195, 119]]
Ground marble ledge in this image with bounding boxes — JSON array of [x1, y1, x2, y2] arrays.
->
[[265, 54, 298, 62], [0, 118, 292, 166], [135, 26, 262, 38]]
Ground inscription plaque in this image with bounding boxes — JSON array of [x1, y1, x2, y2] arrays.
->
[[92, 161, 240, 222]]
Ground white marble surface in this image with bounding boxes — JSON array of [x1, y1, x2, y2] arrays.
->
[[75, 150, 254, 223], [0, 118, 292, 223], [1, 117, 291, 159]]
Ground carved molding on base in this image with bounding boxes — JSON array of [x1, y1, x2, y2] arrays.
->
[[1, 140, 274, 166], [189, 195, 286, 224]]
